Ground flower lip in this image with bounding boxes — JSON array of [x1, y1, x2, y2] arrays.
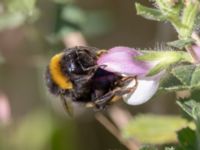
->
[[123, 72, 163, 105], [97, 46, 152, 76]]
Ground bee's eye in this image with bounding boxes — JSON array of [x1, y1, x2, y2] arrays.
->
[[60, 53, 81, 75]]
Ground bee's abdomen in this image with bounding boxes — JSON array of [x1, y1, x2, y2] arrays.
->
[[45, 68, 62, 95]]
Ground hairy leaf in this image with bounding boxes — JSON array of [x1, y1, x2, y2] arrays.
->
[[177, 99, 200, 121], [159, 72, 184, 91], [122, 114, 190, 144], [160, 65, 200, 91], [167, 39, 194, 49], [179, 1, 199, 39], [135, 3, 166, 21], [177, 127, 196, 150], [172, 65, 200, 87]]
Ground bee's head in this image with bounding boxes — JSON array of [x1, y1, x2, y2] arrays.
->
[[61, 46, 97, 76]]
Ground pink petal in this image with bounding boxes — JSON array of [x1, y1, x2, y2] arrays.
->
[[192, 45, 200, 62], [97, 47, 151, 76], [0, 93, 11, 125], [108, 46, 140, 56]]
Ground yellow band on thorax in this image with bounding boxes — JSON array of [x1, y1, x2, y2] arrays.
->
[[49, 53, 73, 89]]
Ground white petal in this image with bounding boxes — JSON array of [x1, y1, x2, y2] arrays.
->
[[123, 75, 161, 105]]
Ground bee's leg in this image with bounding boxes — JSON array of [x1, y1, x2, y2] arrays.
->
[[77, 51, 107, 72], [94, 91, 115, 109], [74, 74, 94, 84], [76, 50, 99, 72], [60, 94, 73, 116], [94, 87, 136, 109], [114, 87, 136, 96], [79, 64, 99, 72], [117, 76, 137, 87]]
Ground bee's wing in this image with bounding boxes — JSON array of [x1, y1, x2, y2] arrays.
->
[[60, 95, 73, 117]]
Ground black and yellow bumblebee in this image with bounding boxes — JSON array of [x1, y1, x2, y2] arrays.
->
[[45, 46, 136, 114]]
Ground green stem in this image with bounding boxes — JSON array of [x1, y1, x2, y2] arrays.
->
[[195, 117, 200, 149]]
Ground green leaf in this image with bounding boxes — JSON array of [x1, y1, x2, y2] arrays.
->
[[139, 145, 158, 150], [177, 100, 197, 119], [172, 65, 196, 86], [179, 1, 199, 39], [190, 89, 200, 103], [136, 1, 186, 34], [159, 72, 184, 91], [11, 110, 55, 150], [167, 38, 194, 49], [177, 98, 200, 149], [177, 99, 200, 121], [195, 116, 200, 150], [135, 3, 166, 21], [160, 65, 200, 91], [0, 13, 26, 31], [154, 0, 183, 18], [61, 5, 86, 26], [122, 114, 191, 144], [154, 0, 171, 12], [53, 0, 73, 4], [154, 0, 184, 32], [172, 65, 200, 87], [177, 127, 196, 150], [0, 0, 39, 31], [7, 0, 38, 15], [82, 11, 114, 37], [165, 147, 175, 150]]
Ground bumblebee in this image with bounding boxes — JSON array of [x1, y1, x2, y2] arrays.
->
[[45, 46, 136, 114]]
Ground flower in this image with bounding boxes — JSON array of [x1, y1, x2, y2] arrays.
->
[[97, 46, 163, 105], [0, 93, 11, 125]]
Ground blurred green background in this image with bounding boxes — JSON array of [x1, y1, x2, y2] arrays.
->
[[0, 0, 181, 150]]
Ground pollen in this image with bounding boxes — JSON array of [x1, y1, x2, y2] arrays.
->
[[97, 49, 107, 56], [49, 53, 73, 89]]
